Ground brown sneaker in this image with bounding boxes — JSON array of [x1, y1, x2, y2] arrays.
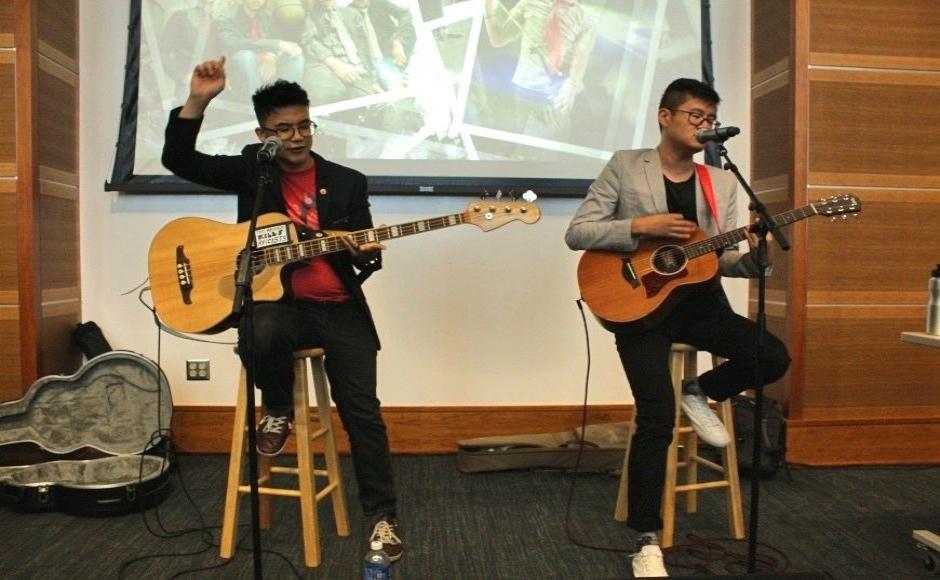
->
[[256, 412, 292, 456], [369, 516, 403, 562]]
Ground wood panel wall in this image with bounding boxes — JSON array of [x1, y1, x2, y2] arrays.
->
[[752, 0, 940, 465], [0, 0, 80, 402]]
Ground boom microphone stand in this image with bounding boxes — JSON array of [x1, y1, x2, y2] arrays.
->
[[231, 159, 274, 580], [714, 140, 789, 574]]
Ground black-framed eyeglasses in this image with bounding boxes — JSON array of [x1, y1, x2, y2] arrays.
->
[[259, 120, 318, 140], [671, 109, 720, 128]]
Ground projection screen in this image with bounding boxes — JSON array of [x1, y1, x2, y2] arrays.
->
[[108, 0, 705, 196]]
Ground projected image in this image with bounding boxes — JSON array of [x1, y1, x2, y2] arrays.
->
[[134, 0, 701, 182]]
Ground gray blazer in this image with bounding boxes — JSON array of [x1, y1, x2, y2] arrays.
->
[[565, 148, 761, 278]]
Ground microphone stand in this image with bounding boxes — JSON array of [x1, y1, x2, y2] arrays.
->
[[714, 141, 789, 574], [231, 160, 274, 580]]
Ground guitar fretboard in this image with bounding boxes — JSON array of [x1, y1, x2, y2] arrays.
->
[[253, 213, 469, 266], [684, 204, 819, 259]]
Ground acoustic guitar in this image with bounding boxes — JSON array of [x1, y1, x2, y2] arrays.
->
[[577, 194, 861, 333], [148, 197, 540, 334]]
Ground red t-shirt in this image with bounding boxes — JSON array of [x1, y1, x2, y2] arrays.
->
[[280, 166, 351, 302]]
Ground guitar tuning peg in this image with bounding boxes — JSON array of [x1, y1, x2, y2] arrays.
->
[[481, 189, 489, 200], [522, 190, 537, 203], [509, 190, 517, 201], [495, 189, 503, 200]]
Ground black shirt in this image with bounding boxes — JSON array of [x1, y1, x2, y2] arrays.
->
[[664, 174, 698, 224]]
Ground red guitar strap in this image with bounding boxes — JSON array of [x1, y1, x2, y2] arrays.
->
[[694, 163, 721, 232]]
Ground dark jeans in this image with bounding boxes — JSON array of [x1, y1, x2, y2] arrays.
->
[[238, 300, 396, 518], [614, 291, 790, 533]]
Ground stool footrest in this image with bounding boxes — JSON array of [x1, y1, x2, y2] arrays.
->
[[690, 456, 725, 473], [237, 483, 343, 503], [315, 482, 340, 501], [271, 466, 299, 475], [239, 485, 302, 498], [676, 480, 730, 493], [309, 427, 329, 439]]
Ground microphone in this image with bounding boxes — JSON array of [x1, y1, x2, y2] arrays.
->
[[257, 136, 282, 162], [695, 126, 740, 143]]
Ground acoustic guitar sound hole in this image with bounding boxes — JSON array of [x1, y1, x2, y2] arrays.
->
[[650, 245, 687, 275]]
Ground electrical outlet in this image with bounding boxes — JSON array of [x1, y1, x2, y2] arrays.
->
[[186, 359, 210, 380]]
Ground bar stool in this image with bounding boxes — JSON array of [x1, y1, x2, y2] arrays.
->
[[220, 348, 350, 567], [614, 343, 745, 547]]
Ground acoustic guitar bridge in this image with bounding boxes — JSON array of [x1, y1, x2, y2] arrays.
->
[[621, 257, 640, 289], [175, 245, 193, 304]]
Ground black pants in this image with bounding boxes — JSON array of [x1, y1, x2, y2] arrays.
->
[[615, 291, 790, 533], [239, 300, 396, 519]]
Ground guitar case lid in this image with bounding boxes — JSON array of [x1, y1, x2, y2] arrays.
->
[[0, 351, 172, 514], [0, 350, 172, 458]]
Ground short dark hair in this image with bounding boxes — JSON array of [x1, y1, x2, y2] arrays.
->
[[252, 80, 310, 124], [658, 78, 720, 111]]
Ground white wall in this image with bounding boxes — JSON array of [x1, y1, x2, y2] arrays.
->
[[79, 0, 751, 407]]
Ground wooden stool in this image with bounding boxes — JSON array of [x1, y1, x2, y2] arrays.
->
[[220, 348, 350, 567], [614, 343, 745, 547]]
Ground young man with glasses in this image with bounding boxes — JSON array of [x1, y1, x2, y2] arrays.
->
[[162, 57, 403, 561], [565, 78, 790, 577]]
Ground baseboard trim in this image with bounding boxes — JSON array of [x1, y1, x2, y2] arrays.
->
[[786, 416, 940, 465], [171, 405, 940, 465], [170, 404, 633, 455]]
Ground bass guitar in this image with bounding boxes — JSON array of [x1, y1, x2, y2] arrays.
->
[[577, 194, 861, 332], [148, 196, 540, 334]]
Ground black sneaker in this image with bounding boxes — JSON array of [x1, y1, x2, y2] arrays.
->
[[369, 515, 403, 562], [256, 411, 292, 456]]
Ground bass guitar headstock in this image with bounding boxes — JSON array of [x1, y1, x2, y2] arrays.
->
[[466, 190, 541, 231]]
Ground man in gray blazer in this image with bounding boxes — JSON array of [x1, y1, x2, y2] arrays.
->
[[565, 78, 790, 577]]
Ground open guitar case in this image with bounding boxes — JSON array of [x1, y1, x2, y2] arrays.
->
[[457, 422, 632, 474], [0, 350, 173, 515]]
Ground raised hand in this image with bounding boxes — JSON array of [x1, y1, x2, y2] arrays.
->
[[190, 57, 227, 101], [180, 57, 226, 118]]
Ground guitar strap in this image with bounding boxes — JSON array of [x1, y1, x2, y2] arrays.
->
[[694, 163, 721, 232]]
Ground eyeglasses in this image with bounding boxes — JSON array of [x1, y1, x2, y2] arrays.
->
[[259, 120, 318, 140], [671, 109, 720, 128]]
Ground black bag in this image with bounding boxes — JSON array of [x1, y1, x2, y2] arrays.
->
[[73, 321, 113, 359], [731, 395, 786, 478]]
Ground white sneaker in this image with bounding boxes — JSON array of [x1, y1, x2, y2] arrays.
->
[[680, 380, 730, 448], [632, 544, 668, 577]]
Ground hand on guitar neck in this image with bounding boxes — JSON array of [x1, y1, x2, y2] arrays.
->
[[339, 231, 387, 266]]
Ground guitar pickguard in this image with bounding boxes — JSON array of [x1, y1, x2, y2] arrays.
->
[[640, 268, 689, 299]]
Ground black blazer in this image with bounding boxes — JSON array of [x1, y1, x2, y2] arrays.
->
[[162, 107, 381, 347]]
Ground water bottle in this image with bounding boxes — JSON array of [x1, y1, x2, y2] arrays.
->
[[363, 540, 391, 580], [928, 264, 940, 335]]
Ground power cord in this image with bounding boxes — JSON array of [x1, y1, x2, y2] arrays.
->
[[562, 299, 629, 553], [115, 292, 302, 579]]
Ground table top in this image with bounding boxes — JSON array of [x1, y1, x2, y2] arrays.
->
[[901, 331, 940, 348]]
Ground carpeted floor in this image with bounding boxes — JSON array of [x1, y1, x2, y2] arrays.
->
[[0, 454, 937, 579]]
